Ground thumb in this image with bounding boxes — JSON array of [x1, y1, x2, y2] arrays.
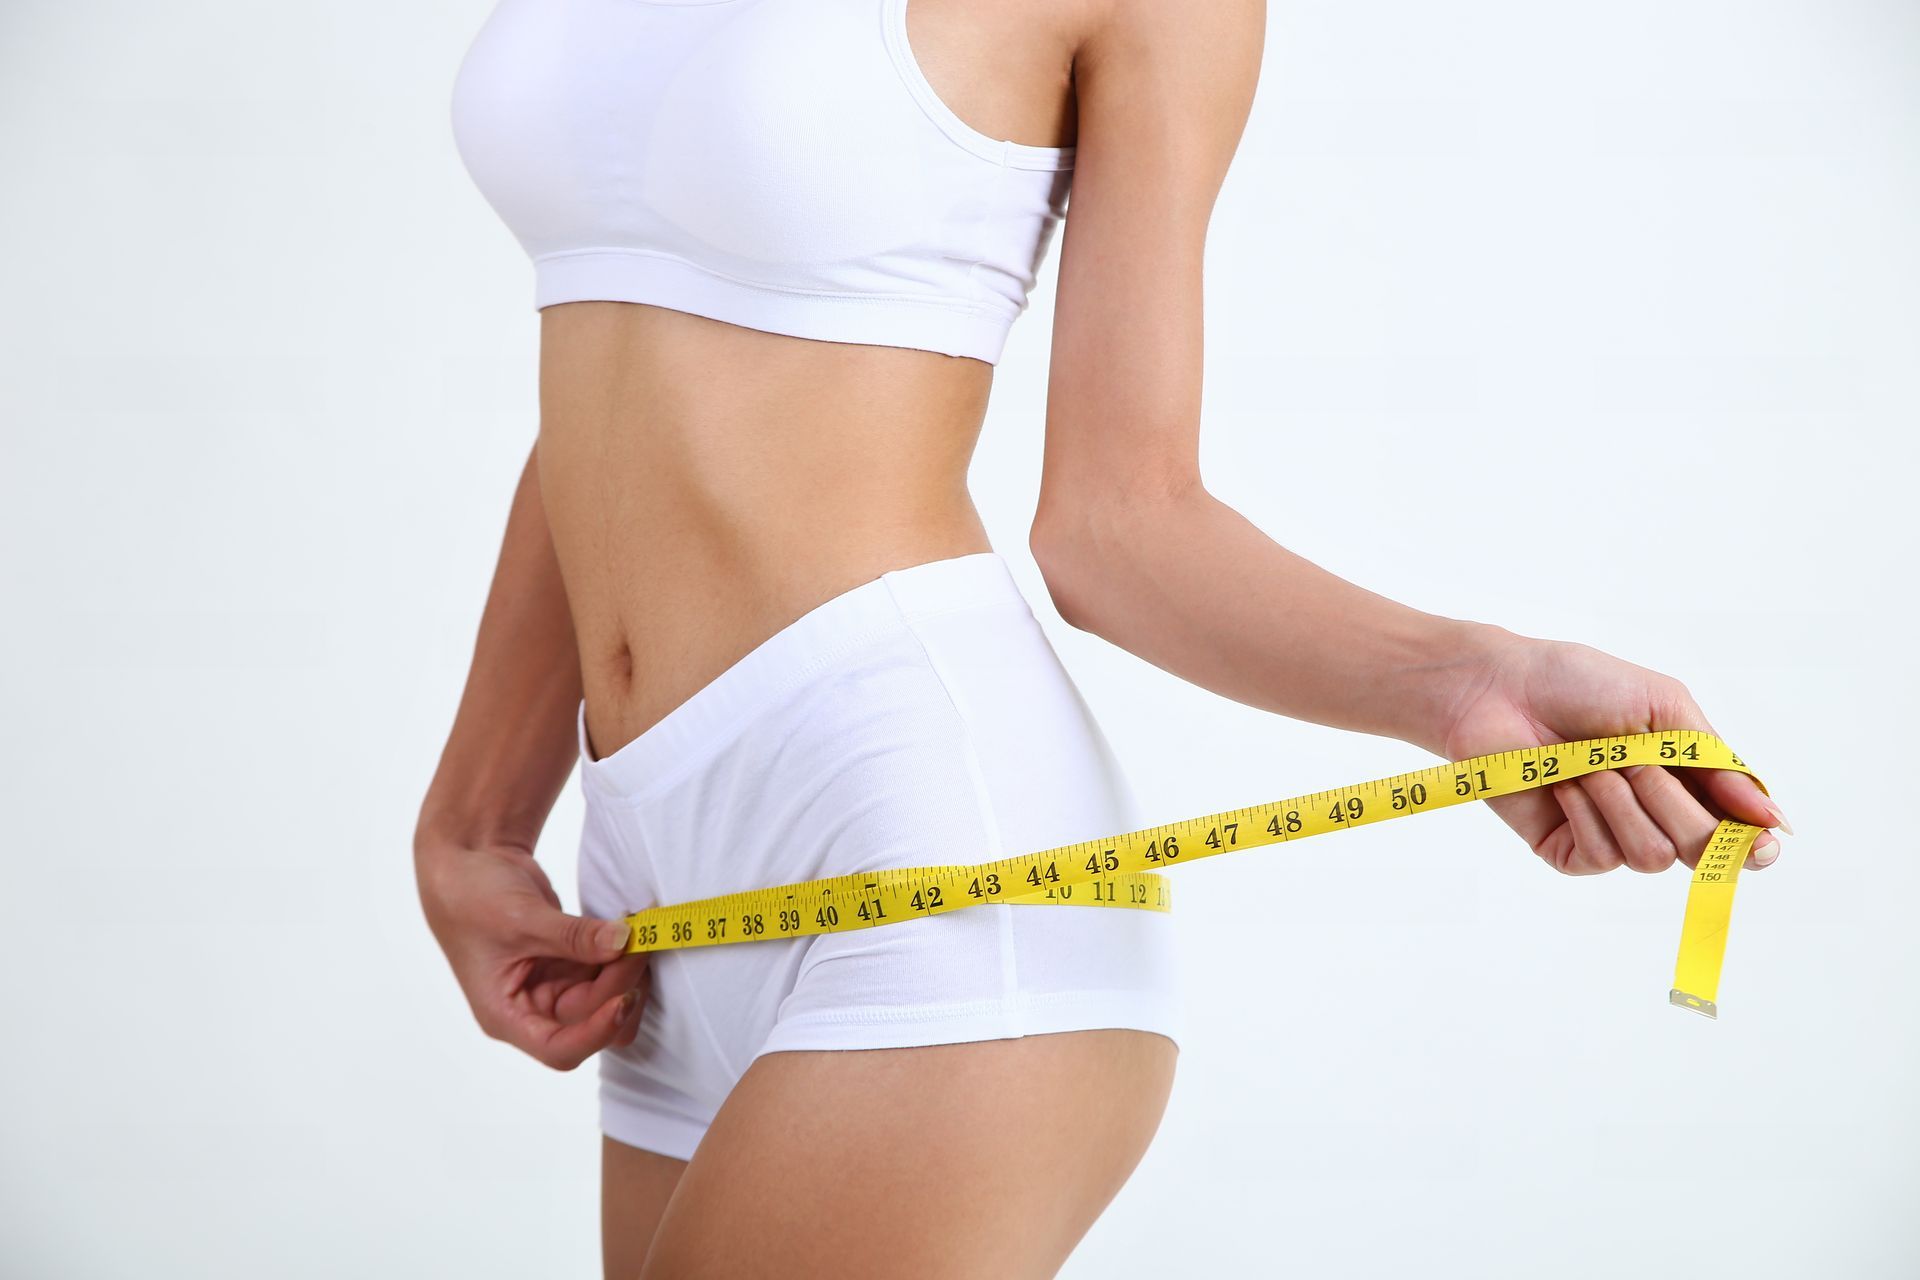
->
[[524, 906, 633, 963], [1656, 686, 1791, 835]]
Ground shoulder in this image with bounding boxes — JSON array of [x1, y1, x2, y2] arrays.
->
[[1068, 0, 1265, 83], [1067, 0, 1265, 140]]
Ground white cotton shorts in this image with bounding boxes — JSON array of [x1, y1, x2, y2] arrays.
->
[[573, 550, 1185, 1162]]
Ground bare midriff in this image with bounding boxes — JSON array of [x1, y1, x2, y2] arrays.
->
[[537, 300, 1000, 764]]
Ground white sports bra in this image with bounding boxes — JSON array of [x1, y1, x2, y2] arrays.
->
[[450, 0, 1075, 365]]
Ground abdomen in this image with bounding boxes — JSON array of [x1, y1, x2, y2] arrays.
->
[[535, 300, 997, 758]]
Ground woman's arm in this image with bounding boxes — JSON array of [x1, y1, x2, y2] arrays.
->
[[1038, 0, 1787, 872], [1033, 481, 1502, 757], [416, 443, 583, 850], [1036, 0, 1477, 749], [414, 443, 649, 1071]]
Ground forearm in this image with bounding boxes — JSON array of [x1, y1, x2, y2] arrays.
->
[[1031, 482, 1513, 756], [416, 443, 584, 853]]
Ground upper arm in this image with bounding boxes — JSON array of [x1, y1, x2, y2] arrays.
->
[[1034, 0, 1263, 531]]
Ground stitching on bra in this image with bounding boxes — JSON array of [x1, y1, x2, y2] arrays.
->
[[535, 246, 1008, 316]]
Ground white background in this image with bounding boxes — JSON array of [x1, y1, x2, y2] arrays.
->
[[3, 1, 1916, 1275]]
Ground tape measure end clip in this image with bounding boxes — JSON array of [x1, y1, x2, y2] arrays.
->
[[1668, 989, 1718, 1020]]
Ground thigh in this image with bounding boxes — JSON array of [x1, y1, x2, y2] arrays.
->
[[602, 1136, 689, 1280], [637, 1029, 1178, 1280]]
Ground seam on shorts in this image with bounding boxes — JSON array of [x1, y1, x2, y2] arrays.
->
[[882, 586, 1025, 1034], [763, 987, 1176, 1030], [580, 788, 673, 1003], [626, 803, 749, 1081]]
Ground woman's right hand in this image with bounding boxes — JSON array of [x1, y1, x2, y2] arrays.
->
[[1431, 629, 1791, 875], [414, 835, 651, 1071]]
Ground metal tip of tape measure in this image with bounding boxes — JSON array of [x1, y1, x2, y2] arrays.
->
[[1669, 989, 1718, 1019]]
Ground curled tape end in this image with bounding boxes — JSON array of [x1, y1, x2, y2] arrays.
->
[[1669, 989, 1718, 1019]]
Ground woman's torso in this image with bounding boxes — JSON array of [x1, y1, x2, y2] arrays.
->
[[539, 304, 995, 757], [480, 0, 1085, 760]]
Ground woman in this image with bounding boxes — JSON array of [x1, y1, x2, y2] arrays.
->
[[414, 0, 1789, 1274]]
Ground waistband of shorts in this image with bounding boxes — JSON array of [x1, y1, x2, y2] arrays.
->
[[577, 549, 1032, 800]]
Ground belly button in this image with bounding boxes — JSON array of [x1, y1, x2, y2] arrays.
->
[[610, 642, 636, 691]]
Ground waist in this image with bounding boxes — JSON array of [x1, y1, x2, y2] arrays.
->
[[568, 526, 996, 760], [537, 302, 999, 759]]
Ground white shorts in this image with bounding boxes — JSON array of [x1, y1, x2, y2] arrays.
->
[[574, 550, 1185, 1162]]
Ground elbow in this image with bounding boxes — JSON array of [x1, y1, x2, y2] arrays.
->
[[1028, 514, 1097, 632], [1029, 470, 1204, 633]]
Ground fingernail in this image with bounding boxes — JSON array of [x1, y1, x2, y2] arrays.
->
[[600, 921, 632, 952], [618, 989, 638, 1018], [1762, 800, 1795, 836], [1753, 834, 1780, 866]]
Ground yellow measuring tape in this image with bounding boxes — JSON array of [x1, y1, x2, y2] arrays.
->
[[616, 729, 1773, 1017]]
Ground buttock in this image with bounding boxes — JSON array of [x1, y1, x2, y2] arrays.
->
[[573, 551, 1185, 1162]]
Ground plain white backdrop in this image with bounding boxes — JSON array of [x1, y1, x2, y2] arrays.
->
[[3, 0, 1915, 1275]]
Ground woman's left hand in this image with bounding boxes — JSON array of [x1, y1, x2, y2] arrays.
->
[[1429, 630, 1790, 875]]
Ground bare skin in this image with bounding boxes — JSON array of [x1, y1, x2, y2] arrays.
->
[[415, 0, 1791, 1274], [603, 1031, 1175, 1280]]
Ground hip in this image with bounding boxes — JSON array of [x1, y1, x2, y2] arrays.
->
[[573, 549, 1184, 1098]]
